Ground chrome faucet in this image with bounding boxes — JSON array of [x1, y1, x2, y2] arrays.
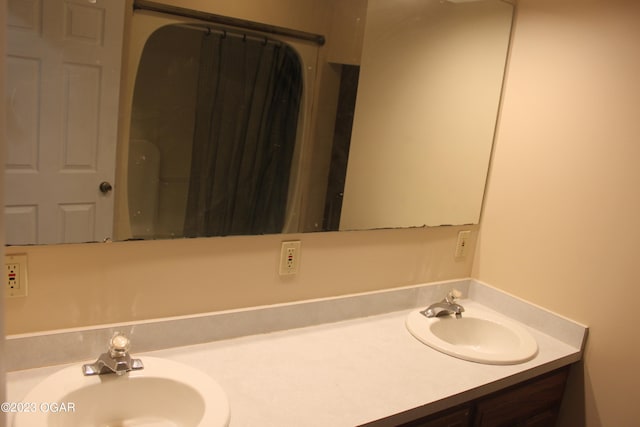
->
[[421, 290, 465, 319], [82, 334, 144, 376]]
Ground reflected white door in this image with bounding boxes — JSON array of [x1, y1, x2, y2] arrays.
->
[[5, 0, 125, 244]]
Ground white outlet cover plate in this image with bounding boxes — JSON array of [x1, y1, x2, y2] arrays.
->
[[5, 253, 28, 297]]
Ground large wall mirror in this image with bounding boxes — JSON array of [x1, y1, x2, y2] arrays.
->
[[5, 0, 514, 245]]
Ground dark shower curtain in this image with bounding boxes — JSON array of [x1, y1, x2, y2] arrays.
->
[[184, 31, 303, 237]]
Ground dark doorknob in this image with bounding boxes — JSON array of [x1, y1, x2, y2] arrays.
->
[[99, 181, 113, 194]]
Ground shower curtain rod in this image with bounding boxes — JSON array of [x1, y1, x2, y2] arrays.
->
[[133, 0, 326, 46], [177, 24, 283, 46], [176, 23, 282, 45]]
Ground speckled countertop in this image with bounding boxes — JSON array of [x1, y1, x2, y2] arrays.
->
[[5, 279, 587, 426]]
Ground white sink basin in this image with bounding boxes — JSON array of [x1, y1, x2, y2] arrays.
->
[[13, 356, 230, 427], [406, 302, 538, 364]]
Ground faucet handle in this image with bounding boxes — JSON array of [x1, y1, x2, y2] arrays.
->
[[446, 289, 462, 303], [109, 334, 130, 358]]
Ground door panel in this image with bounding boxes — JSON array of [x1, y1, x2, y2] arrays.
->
[[5, 0, 125, 244]]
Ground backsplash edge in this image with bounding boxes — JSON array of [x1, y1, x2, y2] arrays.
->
[[5, 278, 471, 371]]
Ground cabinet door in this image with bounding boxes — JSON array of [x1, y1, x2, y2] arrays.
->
[[520, 409, 559, 427], [400, 406, 472, 427], [473, 368, 569, 427]]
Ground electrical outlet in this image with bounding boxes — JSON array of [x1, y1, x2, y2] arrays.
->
[[279, 241, 301, 275], [454, 231, 471, 259], [5, 254, 28, 298]]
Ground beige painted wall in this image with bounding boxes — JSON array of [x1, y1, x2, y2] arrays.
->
[[473, 0, 640, 426], [5, 225, 475, 334], [327, 0, 367, 65], [147, 0, 331, 35], [341, 0, 512, 229]]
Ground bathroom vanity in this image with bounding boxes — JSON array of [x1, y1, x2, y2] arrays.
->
[[5, 279, 586, 426], [378, 366, 570, 426]]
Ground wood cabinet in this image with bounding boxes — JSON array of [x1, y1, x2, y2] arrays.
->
[[473, 367, 569, 426], [399, 405, 472, 427], [389, 366, 570, 427]]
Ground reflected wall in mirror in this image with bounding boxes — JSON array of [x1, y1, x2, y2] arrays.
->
[[341, 0, 514, 230], [5, 0, 514, 245]]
